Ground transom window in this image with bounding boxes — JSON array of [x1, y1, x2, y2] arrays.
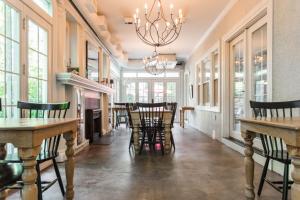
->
[[33, 0, 53, 16]]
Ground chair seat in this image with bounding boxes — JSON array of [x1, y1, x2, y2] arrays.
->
[[0, 163, 23, 189], [265, 150, 291, 163]]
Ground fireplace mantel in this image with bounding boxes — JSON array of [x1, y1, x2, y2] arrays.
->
[[56, 73, 114, 94]]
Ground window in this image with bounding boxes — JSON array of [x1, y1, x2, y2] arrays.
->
[[28, 20, 48, 103], [33, 0, 53, 16], [125, 82, 136, 102], [0, 1, 20, 118], [138, 82, 148, 103], [123, 72, 137, 78], [153, 82, 164, 102], [213, 51, 219, 106], [166, 82, 176, 102], [196, 44, 220, 110], [197, 57, 211, 106], [251, 24, 267, 102]]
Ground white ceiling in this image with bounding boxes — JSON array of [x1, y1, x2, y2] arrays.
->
[[97, 0, 232, 61]]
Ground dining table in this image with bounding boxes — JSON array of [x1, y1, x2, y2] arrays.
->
[[240, 117, 300, 200], [0, 118, 78, 200], [130, 110, 173, 154]]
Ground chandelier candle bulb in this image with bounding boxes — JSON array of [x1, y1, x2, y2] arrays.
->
[[170, 4, 174, 14], [157, 1, 161, 11], [144, 3, 148, 14]]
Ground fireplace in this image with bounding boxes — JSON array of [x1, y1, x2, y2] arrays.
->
[[85, 97, 102, 143]]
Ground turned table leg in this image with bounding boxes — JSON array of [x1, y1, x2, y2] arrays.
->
[[242, 131, 255, 200], [287, 145, 300, 200], [64, 132, 75, 200], [180, 110, 183, 128], [164, 125, 171, 154], [133, 126, 140, 152], [0, 144, 7, 200], [112, 110, 115, 129], [18, 146, 41, 200]]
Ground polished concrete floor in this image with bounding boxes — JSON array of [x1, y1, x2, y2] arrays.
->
[[10, 125, 284, 200]]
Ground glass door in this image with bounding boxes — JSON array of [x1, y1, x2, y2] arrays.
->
[[166, 81, 176, 102], [230, 33, 246, 139], [248, 17, 268, 102], [138, 82, 149, 103], [27, 18, 49, 103], [0, 0, 21, 118], [153, 82, 164, 103]]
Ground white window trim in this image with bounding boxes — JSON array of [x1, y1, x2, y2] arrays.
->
[[220, 0, 273, 139], [195, 41, 221, 113]]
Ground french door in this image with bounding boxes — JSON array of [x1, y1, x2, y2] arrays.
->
[[0, 0, 51, 118], [229, 16, 269, 140], [230, 33, 246, 139]]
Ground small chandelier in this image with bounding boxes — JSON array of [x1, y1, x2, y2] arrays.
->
[[133, 0, 184, 47], [143, 50, 167, 75]]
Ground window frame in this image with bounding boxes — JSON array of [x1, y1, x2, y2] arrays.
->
[[196, 42, 221, 112]]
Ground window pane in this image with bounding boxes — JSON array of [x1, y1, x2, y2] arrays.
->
[[39, 27, 47, 55], [28, 49, 38, 77], [0, 35, 4, 70], [123, 72, 136, 78], [0, 1, 20, 120], [33, 0, 53, 16], [28, 20, 38, 51], [28, 20, 48, 103], [125, 82, 136, 103], [165, 72, 179, 78], [166, 82, 176, 102], [138, 82, 148, 103], [252, 24, 267, 102], [39, 54, 47, 80], [153, 82, 164, 103], [0, 1, 5, 35], [28, 78, 38, 102], [232, 39, 245, 132]]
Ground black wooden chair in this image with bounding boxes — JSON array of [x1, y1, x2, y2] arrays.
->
[[0, 98, 23, 198], [136, 102, 166, 155], [126, 103, 137, 149], [6, 101, 70, 200], [165, 102, 177, 150], [114, 103, 128, 128], [250, 100, 300, 200]]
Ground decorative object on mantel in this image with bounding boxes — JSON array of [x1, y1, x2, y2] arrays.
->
[[56, 73, 113, 94], [143, 49, 167, 75], [67, 67, 80, 75], [133, 0, 184, 47]]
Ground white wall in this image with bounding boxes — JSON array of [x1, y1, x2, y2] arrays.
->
[[272, 0, 300, 101]]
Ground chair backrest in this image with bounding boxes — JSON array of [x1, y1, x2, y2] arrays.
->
[[249, 100, 300, 159], [166, 102, 177, 127], [17, 101, 70, 155], [136, 102, 166, 130], [126, 103, 135, 128], [0, 98, 2, 112]]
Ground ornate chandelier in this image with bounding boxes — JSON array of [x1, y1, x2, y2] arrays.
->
[[143, 50, 167, 75], [133, 0, 184, 47]]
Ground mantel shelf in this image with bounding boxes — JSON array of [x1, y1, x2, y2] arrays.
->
[[56, 73, 113, 94]]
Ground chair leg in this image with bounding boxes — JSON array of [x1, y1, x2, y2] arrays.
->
[[282, 163, 289, 200], [36, 163, 43, 200], [139, 132, 146, 155], [129, 132, 134, 149], [53, 159, 65, 196], [171, 132, 175, 150], [159, 132, 164, 155], [257, 157, 270, 196]]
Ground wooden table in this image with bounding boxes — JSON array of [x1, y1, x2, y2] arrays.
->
[[0, 118, 78, 200], [130, 110, 173, 153], [241, 117, 300, 200], [179, 106, 194, 128], [112, 106, 127, 129]]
